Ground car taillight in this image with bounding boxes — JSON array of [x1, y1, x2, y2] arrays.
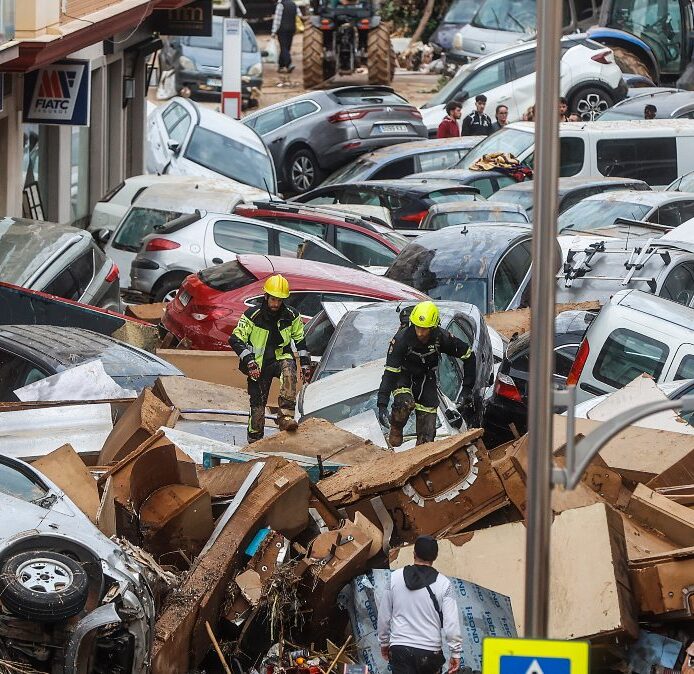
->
[[494, 373, 522, 403], [567, 338, 590, 386], [591, 49, 613, 64], [146, 237, 181, 251], [328, 110, 368, 123], [400, 210, 428, 224], [190, 307, 233, 321], [358, 18, 370, 29], [104, 263, 119, 284], [409, 109, 423, 119]]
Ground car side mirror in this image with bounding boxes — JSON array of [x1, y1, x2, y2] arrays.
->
[[167, 139, 181, 154], [93, 228, 111, 245], [444, 407, 464, 429]]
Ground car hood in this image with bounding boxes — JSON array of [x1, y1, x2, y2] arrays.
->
[[431, 22, 467, 51], [456, 23, 526, 55]]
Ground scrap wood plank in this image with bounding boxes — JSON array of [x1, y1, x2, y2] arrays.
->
[[626, 483, 694, 547], [317, 430, 484, 505], [151, 459, 309, 674]]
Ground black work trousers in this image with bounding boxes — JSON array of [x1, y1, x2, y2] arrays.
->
[[390, 645, 446, 674], [247, 359, 297, 442], [277, 30, 295, 69], [390, 370, 438, 445]]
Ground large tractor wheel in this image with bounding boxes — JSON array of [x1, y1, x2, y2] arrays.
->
[[367, 24, 393, 85], [611, 45, 653, 79], [303, 24, 324, 89]]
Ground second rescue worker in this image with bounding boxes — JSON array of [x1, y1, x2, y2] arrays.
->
[[229, 274, 311, 443], [377, 301, 474, 446]]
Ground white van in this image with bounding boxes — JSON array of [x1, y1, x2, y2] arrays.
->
[[460, 120, 694, 188], [566, 289, 694, 402]]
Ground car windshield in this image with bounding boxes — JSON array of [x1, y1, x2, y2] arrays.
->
[[674, 174, 694, 192], [0, 460, 49, 503], [489, 189, 534, 214], [187, 19, 223, 49], [557, 199, 652, 232], [472, 0, 537, 33], [444, 0, 480, 23], [113, 207, 182, 252], [323, 157, 377, 185], [184, 126, 275, 191], [459, 127, 534, 168], [423, 61, 475, 108], [424, 209, 527, 229]]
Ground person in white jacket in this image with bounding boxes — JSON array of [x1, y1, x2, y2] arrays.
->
[[377, 536, 462, 674]]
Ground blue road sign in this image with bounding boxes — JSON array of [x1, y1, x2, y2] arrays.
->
[[500, 656, 571, 674]]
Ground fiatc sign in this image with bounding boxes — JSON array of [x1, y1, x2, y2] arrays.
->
[[23, 59, 90, 126]]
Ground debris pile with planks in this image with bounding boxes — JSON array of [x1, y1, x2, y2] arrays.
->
[[3, 372, 694, 674]]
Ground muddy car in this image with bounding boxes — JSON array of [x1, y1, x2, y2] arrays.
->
[[0, 454, 155, 672]]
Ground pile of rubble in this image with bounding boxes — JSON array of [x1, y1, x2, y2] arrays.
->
[[1, 366, 694, 673]]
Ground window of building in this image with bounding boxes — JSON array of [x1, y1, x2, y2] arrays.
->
[[71, 126, 90, 228], [0, 0, 15, 46], [597, 137, 677, 184]]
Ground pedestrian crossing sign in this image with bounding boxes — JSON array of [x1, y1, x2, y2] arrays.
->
[[482, 638, 589, 674]]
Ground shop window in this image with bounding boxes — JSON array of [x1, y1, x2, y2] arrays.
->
[[71, 126, 90, 228]]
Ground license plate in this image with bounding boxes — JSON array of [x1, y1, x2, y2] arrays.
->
[[206, 78, 222, 87], [178, 291, 191, 306], [379, 124, 408, 133]]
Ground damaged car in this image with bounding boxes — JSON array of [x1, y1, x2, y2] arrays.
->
[[0, 454, 155, 673]]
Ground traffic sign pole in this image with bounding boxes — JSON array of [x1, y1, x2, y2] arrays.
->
[[524, 0, 563, 638]]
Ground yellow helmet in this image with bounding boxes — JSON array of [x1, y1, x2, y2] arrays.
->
[[410, 301, 439, 328], [263, 274, 290, 299]]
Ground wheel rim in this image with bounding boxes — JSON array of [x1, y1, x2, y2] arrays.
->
[[17, 558, 74, 593], [575, 93, 609, 121], [163, 289, 178, 303], [291, 155, 314, 192]]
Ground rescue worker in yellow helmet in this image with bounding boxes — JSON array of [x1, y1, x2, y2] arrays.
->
[[377, 301, 474, 446], [229, 274, 311, 443]]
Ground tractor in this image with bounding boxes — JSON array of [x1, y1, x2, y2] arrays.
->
[[302, 0, 395, 88], [587, 0, 694, 88]]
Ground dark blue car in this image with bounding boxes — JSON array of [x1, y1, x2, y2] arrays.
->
[[429, 0, 484, 54]]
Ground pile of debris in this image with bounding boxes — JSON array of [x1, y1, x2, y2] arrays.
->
[[1, 372, 694, 673]]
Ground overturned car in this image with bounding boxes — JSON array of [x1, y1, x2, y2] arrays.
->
[[0, 454, 155, 673]]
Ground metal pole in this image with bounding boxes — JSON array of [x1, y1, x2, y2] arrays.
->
[[524, 0, 563, 638]]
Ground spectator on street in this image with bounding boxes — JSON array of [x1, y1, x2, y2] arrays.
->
[[437, 101, 462, 138], [644, 104, 657, 119], [272, 0, 298, 74], [522, 104, 535, 121], [559, 97, 569, 121], [491, 104, 509, 132], [378, 535, 462, 674], [461, 95, 492, 136], [568, 112, 581, 122]]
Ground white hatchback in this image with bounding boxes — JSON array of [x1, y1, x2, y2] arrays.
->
[[421, 36, 626, 134]]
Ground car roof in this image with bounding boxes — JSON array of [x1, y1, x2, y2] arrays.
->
[[0, 218, 89, 287], [607, 90, 694, 116], [494, 176, 648, 194], [509, 119, 694, 134], [429, 200, 525, 214], [572, 189, 694, 207], [412, 169, 508, 181], [614, 289, 694, 331], [237, 255, 425, 297], [0, 325, 182, 376], [239, 201, 384, 231], [355, 136, 486, 161], [318, 179, 479, 194], [132, 182, 262, 213]]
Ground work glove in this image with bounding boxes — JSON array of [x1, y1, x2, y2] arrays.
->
[[377, 405, 390, 428], [247, 360, 261, 381], [301, 365, 312, 384]]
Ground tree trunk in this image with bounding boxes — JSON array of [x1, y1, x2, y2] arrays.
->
[[409, 0, 436, 46]]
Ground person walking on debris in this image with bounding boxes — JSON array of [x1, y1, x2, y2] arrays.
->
[[229, 274, 311, 443], [437, 101, 462, 138], [376, 301, 474, 447], [461, 94, 492, 136], [378, 535, 462, 674], [272, 0, 298, 73]]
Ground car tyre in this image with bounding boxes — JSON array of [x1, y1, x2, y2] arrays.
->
[[367, 24, 393, 84], [288, 148, 322, 194], [303, 24, 325, 88], [570, 86, 613, 121], [153, 275, 188, 303], [0, 550, 89, 622]]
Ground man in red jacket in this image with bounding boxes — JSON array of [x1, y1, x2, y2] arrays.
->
[[437, 100, 462, 138]]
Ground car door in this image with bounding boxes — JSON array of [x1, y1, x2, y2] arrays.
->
[[457, 57, 515, 119], [203, 217, 271, 265], [246, 106, 290, 169], [148, 101, 194, 174], [507, 49, 537, 121]]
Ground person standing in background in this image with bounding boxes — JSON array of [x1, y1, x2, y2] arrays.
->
[[437, 101, 462, 138], [461, 95, 492, 136], [272, 0, 298, 73], [491, 104, 508, 132]]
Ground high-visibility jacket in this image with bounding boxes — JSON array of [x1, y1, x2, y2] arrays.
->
[[229, 303, 310, 371]]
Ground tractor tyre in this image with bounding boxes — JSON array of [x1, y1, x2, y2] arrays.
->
[[611, 46, 653, 79], [303, 24, 325, 89], [367, 24, 392, 85]]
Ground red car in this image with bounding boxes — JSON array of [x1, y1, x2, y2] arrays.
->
[[162, 254, 427, 350], [234, 201, 408, 270]]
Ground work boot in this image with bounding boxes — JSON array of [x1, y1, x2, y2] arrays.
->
[[388, 424, 404, 447], [278, 416, 298, 432]]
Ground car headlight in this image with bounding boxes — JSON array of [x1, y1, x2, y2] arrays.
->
[[179, 55, 195, 70], [247, 62, 263, 77], [453, 32, 463, 50]]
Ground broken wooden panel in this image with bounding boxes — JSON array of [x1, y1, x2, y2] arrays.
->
[[390, 502, 639, 640], [124, 302, 166, 324], [151, 460, 310, 674], [626, 484, 694, 548], [484, 302, 600, 340], [32, 444, 100, 523], [630, 546, 694, 617], [620, 511, 677, 561], [648, 450, 694, 490], [99, 389, 178, 464]]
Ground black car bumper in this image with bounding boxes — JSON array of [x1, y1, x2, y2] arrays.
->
[[482, 394, 527, 447]]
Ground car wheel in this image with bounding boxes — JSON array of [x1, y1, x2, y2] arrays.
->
[[153, 275, 188, 303], [288, 148, 322, 194], [570, 87, 613, 121], [0, 550, 89, 622]]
